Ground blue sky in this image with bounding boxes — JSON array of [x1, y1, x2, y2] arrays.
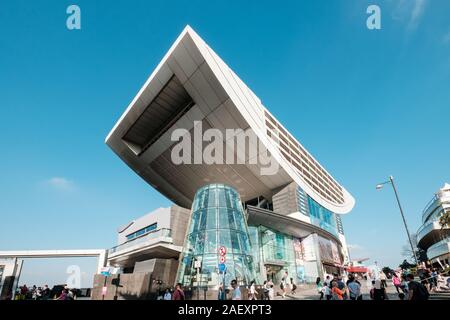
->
[[1, 0, 450, 286]]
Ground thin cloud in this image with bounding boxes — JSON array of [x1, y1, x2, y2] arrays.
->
[[347, 244, 363, 250], [45, 177, 75, 191], [390, 0, 428, 31], [409, 0, 427, 30], [443, 31, 450, 44]]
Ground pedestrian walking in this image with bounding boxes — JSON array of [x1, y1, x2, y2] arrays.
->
[[218, 283, 226, 300], [280, 272, 288, 298], [268, 280, 274, 300], [372, 280, 388, 300], [331, 281, 345, 300], [290, 277, 297, 295], [337, 275, 347, 299], [400, 274, 409, 294], [230, 280, 241, 300], [379, 271, 387, 288], [431, 269, 438, 291], [406, 274, 429, 300], [392, 273, 402, 293], [248, 281, 257, 300], [172, 283, 185, 300], [323, 275, 331, 288], [347, 276, 362, 300], [316, 277, 323, 299], [56, 289, 68, 300], [42, 285, 50, 300], [321, 283, 331, 300], [163, 288, 172, 300], [262, 281, 270, 300]]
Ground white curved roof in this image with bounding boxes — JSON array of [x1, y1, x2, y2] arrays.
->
[[105, 26, 355, 214]]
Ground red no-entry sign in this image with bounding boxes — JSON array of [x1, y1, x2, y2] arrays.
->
[[219, 246, 227, 256]]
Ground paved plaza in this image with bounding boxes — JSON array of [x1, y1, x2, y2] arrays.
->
[[272, 282, 450, 300]]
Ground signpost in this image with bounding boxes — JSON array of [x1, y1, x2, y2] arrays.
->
[[101, 286, 107, 297], [218, 246, 227, 297], [100, 266, 111, 277], [194, 259, 201, 300], [218, 263, 227, 273], [100, 267, 111, 300]]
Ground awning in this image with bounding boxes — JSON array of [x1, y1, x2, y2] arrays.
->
[[346, 266, 368, 273]]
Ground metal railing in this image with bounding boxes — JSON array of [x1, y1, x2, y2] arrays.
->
[[422, 190, 450, 222], [417, 220, 441, 240], [108, 228, 171, 255], [427, 237, 450, 259]]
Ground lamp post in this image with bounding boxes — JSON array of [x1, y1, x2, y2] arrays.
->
[[376, 175, 419, 266]]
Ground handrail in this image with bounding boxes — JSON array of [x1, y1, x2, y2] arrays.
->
[[417, 220, 438, 235], [422, 194, 438, 216], [108, 228, 171, 254], [428, 237, 450, 251]]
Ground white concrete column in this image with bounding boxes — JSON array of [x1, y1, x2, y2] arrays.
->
[[96, 250, 108, 274]]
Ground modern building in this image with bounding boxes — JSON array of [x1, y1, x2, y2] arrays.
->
[[417, 183, 450, 267], [90, 205, 190, 299], [107, 205, 190, 271], [0, 258, 23, 300], [105, 26, 355, 295]]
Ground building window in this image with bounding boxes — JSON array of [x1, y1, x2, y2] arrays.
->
[[300, 187, 339, 237], [126, 222, 158, 241]]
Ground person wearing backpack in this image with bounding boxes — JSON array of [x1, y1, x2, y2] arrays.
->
[[406, 274, 429, 300]]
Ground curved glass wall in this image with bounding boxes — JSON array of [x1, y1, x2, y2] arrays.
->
[[176, 184, 256, 288], [297, 186, 341, 237]]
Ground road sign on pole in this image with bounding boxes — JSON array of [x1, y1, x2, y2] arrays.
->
[[218, 263, 227, 273], [219, 256, 226, 264], [219, 246, 227, 256], [100, 267, 111, 277]]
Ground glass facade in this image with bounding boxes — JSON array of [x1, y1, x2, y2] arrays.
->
[[247, 225, 314, 284], [258, 226, 296, 282], [176, 184, 256, 288], [297, 186, 343, 237]]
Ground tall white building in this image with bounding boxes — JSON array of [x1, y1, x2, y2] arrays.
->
[[105, 26, 355, 288], [417, 183, 450, 266]]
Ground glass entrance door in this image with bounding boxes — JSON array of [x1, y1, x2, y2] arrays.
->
[[265, 264, 283, 283]]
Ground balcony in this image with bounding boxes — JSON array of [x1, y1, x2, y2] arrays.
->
[[422, 190, 450, 223], [417, 220, 450, 250], [108, 228, 172, 256], [427, 238, 450, 260], [107, 228, 184, 268]]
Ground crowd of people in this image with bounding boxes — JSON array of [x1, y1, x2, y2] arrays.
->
[[316, 273, 364, 300], [314, 267, 450, 301], [16, 266, 450, 301], [14, 284, 79, 300], [156, 283, 186, 300], [166, 268, 449, 301], [416, 268, 450, 292]]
